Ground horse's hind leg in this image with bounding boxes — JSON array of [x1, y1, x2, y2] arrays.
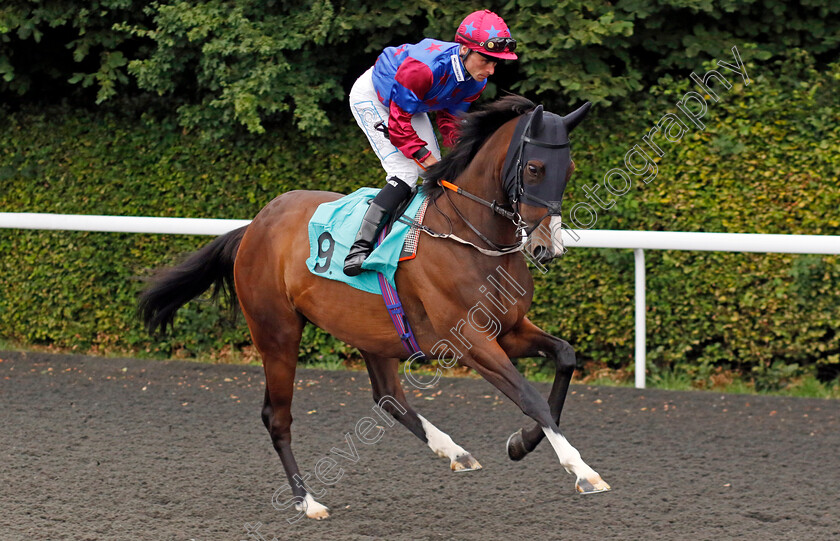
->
[[498, 318, 577, 461], [249, 309, 330, 520], [361, 351, 481, 472]]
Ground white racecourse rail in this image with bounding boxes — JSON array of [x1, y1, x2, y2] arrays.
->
[[3, 212, 840, 388]]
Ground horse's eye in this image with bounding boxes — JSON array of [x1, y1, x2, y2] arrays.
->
[[528, 164, 538, 175]]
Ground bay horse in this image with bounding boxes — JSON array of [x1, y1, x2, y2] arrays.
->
[[140, 95, 610, 520]]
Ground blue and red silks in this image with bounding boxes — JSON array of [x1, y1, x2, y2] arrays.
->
[[371, 39, 486, 160]]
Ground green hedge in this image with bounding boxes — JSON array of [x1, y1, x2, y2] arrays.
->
[[0, 107, 377, 362], [549, 52, 840, 382], [1, 51, 839, 383]]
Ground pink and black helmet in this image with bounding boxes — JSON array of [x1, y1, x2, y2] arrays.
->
[[455, 10, 517, 61]]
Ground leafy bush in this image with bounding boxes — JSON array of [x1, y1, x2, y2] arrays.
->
[[2, 1, 839, 136]]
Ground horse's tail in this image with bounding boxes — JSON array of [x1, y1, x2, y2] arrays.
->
[[139, 226, 248, 334]]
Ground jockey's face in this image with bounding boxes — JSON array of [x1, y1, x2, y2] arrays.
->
[[460, 46, 497, 82]]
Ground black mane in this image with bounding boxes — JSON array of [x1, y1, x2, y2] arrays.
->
[[422, 94, 536, 199]]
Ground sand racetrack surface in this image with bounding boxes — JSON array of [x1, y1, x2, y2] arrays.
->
[[1, 350, 838, 540]]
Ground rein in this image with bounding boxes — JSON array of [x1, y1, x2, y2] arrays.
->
[[440, 183, 526, 254], [439, 179, 519, 221], [396, 181, 526, 257]]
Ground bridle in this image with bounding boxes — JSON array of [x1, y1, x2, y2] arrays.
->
[[502, 110, 569, 219], [437, 179, 527, 254], [498, 107, 573, 247], [410, 108, 570, 256]]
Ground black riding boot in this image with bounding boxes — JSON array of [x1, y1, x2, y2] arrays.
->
[[343, 178, 412, 276]]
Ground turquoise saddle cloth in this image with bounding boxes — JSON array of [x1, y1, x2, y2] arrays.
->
[[306, 187, 427, 294]]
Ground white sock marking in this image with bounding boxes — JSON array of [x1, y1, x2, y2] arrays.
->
[[542, 427, 597, 480], [296, 493, 330, 519], [418, 414, 468, 459]]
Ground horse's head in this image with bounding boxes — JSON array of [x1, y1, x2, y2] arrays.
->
[[501, 102, 592, 264]]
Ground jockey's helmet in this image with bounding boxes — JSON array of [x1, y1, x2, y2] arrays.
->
[[455, 10, 518, 61]]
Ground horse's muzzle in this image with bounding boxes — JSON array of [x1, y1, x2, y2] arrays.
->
[[524, 215, 565, 265]]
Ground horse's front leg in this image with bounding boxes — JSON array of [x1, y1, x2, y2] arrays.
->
[[464, 340, 610, 494], [498, 317, 577, 462]]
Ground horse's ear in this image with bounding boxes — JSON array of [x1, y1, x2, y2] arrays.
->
[[529, 104, 544, 133], [563, 101, 592, 132]]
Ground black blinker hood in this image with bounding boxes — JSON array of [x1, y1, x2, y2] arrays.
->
[[501, 103, 589, 216]]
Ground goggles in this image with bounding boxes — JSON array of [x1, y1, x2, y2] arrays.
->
[[458, 33, 517, 54]]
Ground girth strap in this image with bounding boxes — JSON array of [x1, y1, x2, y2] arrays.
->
[[376, 229, 425, 358]]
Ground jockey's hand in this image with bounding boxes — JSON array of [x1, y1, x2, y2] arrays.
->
[[422, 155, 439, 169]]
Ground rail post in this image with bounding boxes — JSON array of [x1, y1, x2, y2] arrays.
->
[[634, 248, 646, 389]]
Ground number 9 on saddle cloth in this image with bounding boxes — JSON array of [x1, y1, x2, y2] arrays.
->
[[305, 187, 429, 294]]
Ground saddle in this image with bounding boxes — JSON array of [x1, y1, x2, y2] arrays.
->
[[306, 187, 429, 294]]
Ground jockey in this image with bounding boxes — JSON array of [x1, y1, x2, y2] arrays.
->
[[343, 9, 518, 276]]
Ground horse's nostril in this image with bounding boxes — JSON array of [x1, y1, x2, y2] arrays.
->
[[533, 245, 553, 263]]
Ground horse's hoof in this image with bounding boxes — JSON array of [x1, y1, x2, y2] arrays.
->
[[506, 429, 529, 461], [297, 496, 331, 519], [307, 506, 330, 520], [451, 453, 482, 472], [575, 475, 611, 494]]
